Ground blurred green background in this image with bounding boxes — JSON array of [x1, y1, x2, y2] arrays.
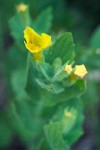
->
[[0, 0, 100, 150]]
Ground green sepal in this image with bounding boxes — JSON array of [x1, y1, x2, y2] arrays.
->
[[41, 79, 86, 106]]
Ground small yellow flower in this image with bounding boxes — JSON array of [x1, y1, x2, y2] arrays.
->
[[24, 27, 52, 54], [74, 64, 88, 78], [65, 112, 72, 117], [16, 4, 28, 12], [65, 65, 72, 73]]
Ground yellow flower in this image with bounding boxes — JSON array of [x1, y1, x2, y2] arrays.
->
[[65, 112, 72, 118], [16, 4, 28, 12], [65, 65, 72, 73], [24, 27, 52, 54], [74, 64, 88, 78]]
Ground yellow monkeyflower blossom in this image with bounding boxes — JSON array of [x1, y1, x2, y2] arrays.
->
[[65, 65, 72, 73], [17, 4, 28, 12], [24, 27, 52, 54], [74, 64, 88, 78]]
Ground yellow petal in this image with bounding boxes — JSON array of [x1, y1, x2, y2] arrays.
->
[[65, 65, 72, 73], [74, 64, 88, 78], [24, 27, 52, 53], [41, 33, 52, 48]]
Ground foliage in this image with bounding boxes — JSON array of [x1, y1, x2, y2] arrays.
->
[[0, 4, 88, 150], [0, 1, 100, 150]]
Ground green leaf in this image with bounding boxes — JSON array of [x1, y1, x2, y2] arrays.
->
[[45, 32, 75, 65], [90, 26, 100, 49], [44, 98, 84, 150], [44, 122, 68, 150], [37, 61, 53, 81], [10, 69, 29, 101], [9, 14, 25, 42], [9, 7, 31, 42], [32, 7, 53, 33], [62, 108, 77, 134], [36, 79, 64, 94], [41, 80, 86, 106], [0, 109, 14, 148], [64, 98, 84, 145], [53, 58, 62, 73], [7, 45, 27, 70], [8, 102, 34, 142], [25, 57, 40, 102], [44, 103, 83, 150]]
